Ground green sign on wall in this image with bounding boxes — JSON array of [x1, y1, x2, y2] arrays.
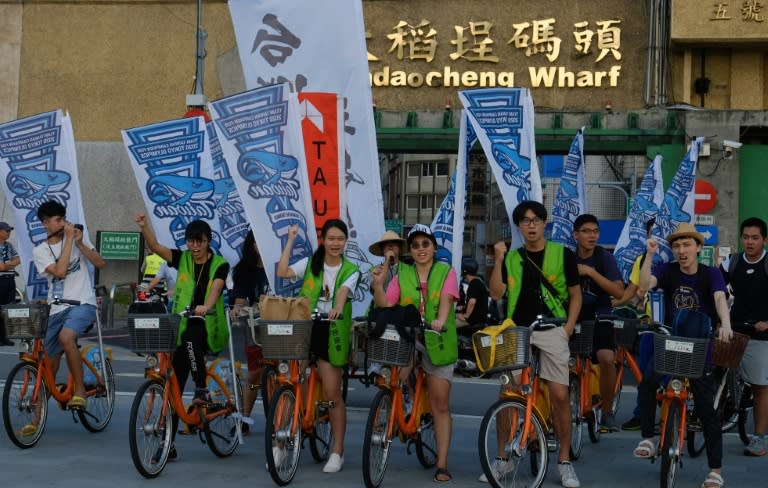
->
[[99, 231, 141, 260], [699, 245, 714, 267], [384, 219, 403, 234]]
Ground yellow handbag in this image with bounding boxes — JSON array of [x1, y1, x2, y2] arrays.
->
[[471, 319, 531, 372]]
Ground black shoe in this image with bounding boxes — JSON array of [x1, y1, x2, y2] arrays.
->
[[151, 444, 177, 464], [1, 339, 14, 346], [621, 416, 641, 431], [193, 388, 211, 405]]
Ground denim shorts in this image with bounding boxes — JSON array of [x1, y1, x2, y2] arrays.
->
[[45, 304, 96, 356]]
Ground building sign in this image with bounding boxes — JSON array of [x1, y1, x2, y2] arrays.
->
[[98, 231, 141, 260], [367, 15, 624, 89], [672, 0, 768, 42]]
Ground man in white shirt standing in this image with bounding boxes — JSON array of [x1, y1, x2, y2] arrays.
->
[[32, 200, 105, 410]]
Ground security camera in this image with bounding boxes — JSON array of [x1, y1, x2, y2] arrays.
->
[[722, 139, 742, 159]]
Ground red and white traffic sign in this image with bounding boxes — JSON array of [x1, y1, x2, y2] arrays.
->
[[694, 179, 718, 215]]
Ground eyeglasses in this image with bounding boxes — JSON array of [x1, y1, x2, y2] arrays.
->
[[410, 239, 432, 250], [519, 217, 544, 226], [577, 228, 600, 235], [186, 238, 209, 245]]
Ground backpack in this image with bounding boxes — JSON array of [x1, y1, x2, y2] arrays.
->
[[726, 252, 768, 285]]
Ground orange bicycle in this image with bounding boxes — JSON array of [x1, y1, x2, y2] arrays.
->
[[260, 312, 337, 486], [609, 306, 648, 417], [127, 307, 242, 478], [2, 297, 115, 448], [567, 319, 599, 456], [477, 316, 566, 488], [362, 320, 437, 488]]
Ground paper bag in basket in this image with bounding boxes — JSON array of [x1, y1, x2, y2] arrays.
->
[[258, 295, 311, 321]]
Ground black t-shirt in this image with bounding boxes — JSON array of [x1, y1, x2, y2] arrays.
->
[[722, 253, 768, 340], [502, 245, 579, 327], [232, 263, 269, 306], [464, 277, 489, 325], [170, 249, 230, 308]]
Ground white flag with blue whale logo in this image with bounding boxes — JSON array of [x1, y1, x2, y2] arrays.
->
[[459, 88, 542, 249], [122, 116, 232, 265], [0, 110, 91, 301], [550, 127, 587, 250], [652, 137, 703, 263], [228, 0, 382, 315], [209, 83, 317, 296], [432, 112, 475, 272], [613, 155, 665, 281]]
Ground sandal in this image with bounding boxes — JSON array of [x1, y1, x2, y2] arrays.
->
[[19, 423, 38, 437], [67, 395, 87, 410], [702, 471, 724, 488], [633, 438, 657, 459], [433, 467, 452, 483]]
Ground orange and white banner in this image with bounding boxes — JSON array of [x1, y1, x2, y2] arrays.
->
[[299, 92, 344, 239]]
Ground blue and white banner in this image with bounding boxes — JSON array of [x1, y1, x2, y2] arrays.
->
[[122, 117, 232, 264], [0, 110, 90, 300], [653, 137, 703, 263], [207, 123, 250, 265], [613, 155, 665, 281], [550, 127, 587, 249], [209, 83, 317, 296], [432, 111, 475, 272], [459, 88, 542, 248], [228, 0, 383, 313]]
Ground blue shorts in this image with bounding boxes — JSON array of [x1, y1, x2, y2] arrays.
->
[[45, 304, 96, 356]]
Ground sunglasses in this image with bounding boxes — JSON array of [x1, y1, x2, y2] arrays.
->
[[409, 239, 433, 250]]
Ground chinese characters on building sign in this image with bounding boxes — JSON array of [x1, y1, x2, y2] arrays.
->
[[368, 17, 623, 89], [712, 1, 765, 22]]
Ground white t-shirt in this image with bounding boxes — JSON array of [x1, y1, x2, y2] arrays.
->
[[33, 235, 97, 315], [289, 257, 360, 313]]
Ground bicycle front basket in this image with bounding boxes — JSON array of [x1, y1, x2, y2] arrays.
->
[[257, 319, 313, 360], [2, 303, 49, 339], [127, 314, 180, 354], [568, 321, 595, 356], [367, 324, 413, 366], [653, 333, 710, 379]]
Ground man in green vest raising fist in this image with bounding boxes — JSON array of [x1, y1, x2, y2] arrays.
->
[[136, 212, 229, 463], [488, 200, 583, 488]]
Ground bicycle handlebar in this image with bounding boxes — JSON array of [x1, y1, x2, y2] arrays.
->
[[51, 296, 81, 306], [530, 315, 567, 331], [311, 310, 344, 322], [178, 306, 216, 319]]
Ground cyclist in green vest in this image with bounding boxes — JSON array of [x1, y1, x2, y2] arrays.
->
[[277, 219, 360, 474], [371, 224, 459, 483], [136, 213, 229, 463], [488, 200, 582, 488]]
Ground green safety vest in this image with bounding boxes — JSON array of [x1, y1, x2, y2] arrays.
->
[[300, 256, 359, 367], [173, 252, 228, 353], [397, 262, 458, 366], [505, 241, 568, 319]]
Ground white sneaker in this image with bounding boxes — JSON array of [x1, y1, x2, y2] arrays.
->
[[478, 457, 510, 482], [323, 452, 344, 473], [557, 461, 581, 488], [272, 446, 287, 467]]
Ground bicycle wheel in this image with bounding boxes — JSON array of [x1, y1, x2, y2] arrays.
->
[[718, 368, 742, 432], [611, 361, 623, 416], [660, 399, 682, 488], [78, 358, 116, 432], [415, 411, 437, 468], [738, 383, 753, 445], [261, 364, 279, 418], [478, 398, 548, 488], [3, 362, 48, 449], [309, 393, 333, 462], [204, 379, 241, 457], [568, 372, 584, 459], [129, 380, 172, 478], [265, 386, 302, 486], [362, 389, 394, 488], [587, 408, 601, 443]]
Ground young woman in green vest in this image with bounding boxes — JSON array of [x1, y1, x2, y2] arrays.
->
[[277, 219, 360, 474], [371, 224, 459, 483], [136, 213, 229, 462]]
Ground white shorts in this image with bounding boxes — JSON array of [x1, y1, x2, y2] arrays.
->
[[740, 339, 768, 386]]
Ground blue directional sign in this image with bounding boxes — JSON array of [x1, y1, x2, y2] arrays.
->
[[696, 225, 718, 245]]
